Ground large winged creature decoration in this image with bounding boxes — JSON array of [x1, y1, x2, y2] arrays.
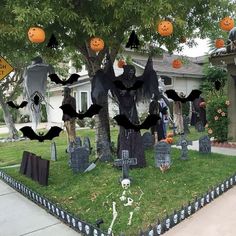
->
[[91, 54, 160, 168]]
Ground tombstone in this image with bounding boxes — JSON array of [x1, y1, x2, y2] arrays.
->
[[38, 158, 50, 186], [75, 136, 82, 147], [195, 121, 205, 132], [199, 135, 211, 154], [154, 142, 171, 168], [51, 142, 57, 161], [114, 150, 137, 181], [183, 115, 190, 134], [83, 136, 92, 154], [20, 151, 31, 175], [70, 147, 89, 173], [176, 135, 192, 160], [142, 132, 154, 149]]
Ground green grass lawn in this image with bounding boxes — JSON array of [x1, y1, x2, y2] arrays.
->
[[1, 127, 235, 235]]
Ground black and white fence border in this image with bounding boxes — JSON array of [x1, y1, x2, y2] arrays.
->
[[1, 170, 236, 236]]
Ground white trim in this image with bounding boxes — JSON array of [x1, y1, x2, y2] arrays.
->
[[79, 91, 89, 112]]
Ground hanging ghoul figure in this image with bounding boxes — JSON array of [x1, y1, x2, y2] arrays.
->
[[91, 55, 163, 167], [23, 56, 54, 130]]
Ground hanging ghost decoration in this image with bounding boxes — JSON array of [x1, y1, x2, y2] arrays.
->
[[23, 56, 54, 130]]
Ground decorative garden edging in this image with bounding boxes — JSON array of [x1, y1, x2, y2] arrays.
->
[[0, 169, 236, 236], [0, 170, 108, 236]]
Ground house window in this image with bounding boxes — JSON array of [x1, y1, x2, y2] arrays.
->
[[161, 76, 172, 86], [80, 91, 88, 112]]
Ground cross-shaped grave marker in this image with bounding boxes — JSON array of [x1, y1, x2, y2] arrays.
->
[[114, 150, 137, 181], [176, 135, 192, 160]]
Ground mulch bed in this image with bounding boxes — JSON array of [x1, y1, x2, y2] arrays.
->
[[211, 141, 236, 148]]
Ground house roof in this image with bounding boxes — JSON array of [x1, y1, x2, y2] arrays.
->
[[132, 54, 205, 78]]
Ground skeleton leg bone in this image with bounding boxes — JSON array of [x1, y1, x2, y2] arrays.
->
[[127, 211, 134, 226], [107, 201, 118, 235]]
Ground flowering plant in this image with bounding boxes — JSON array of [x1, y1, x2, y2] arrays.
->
[[206, 96, 230, 142]]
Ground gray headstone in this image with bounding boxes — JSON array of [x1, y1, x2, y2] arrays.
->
[[199, 135, 211, 154], [70, 147, 89, 173], [176, 135, 192, 160], [195, 121, 205, 132], [114, 150, 137, 180], [154, 142, 171, 168], [183, 115, 190, 134], [50, 142, 57, 161], [142, 132, 154, 149], [83, 136, 92, 154]]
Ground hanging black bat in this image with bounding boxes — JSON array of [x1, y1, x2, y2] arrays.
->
[[33, 94, 40, 106], [125, 30, 140, 49], [7, 101, 28, 109], [46, 34, 59, 49], [165, 89, 202, 103], [49, 73, 80, 85], [60, 103, 102, 119], [113, 80, 144, 91], [214, 80, 221, 91], [113, 114, 160, 131], [20, 126, 63, 142]]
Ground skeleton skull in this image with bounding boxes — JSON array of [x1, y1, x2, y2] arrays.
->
[[165, 218, 170, 229], [226, 181, 229, 188], [72, 218, 76, 227], [93, 229, 98, 236], [156, 224, 162, 235], [85, 225, 90, 235], [180, 210, 185, 220], [211, 191, 214, 200], [200, 198, 204, 207], [173, 214, 178, 224], [187, 206, 191, 215], [121, 178, 131, 189], [66, 214, 70, 223], [221, 184, 224, 192], [206, 194, 210, 203], [230, 178, 233, 185], [216, 187, 220, 195], [194, 201, 199, 211], [78, 222, 82, 231]]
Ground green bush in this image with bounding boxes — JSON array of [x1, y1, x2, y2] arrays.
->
[[206, 95, 230, 142]]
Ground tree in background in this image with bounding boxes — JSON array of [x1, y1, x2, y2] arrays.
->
[[0, 0, 235, 156]]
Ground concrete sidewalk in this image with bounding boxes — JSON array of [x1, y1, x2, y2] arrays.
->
[[165, 186, 236, 236], [0, 180, 81, 236]]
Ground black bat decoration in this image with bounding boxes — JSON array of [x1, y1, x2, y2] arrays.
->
[[214, 80, 221, 91], [46, 34, 59, 49], [125, 30, 140, 49], [113, 80, 144, 91], [113, 114, 160, 131], [49, 73, 80, 85], [165, 89, 202, 103], [60, 103, 102, 119], [20, 126, 63, 142], [7, 101, 28, 109], [33, 94, 40, 106]]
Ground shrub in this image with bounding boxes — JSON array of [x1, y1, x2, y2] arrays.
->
[[206, 95, 230, 142]]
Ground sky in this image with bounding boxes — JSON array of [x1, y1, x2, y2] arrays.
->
[[175, 38, 210, 57]]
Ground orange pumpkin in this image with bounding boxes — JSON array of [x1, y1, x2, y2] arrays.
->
[[172, 59, 182, 69], [215, 38, 225, 48], [157, 20, 173, 36], [219, 17, 234, 31], [117, 59, 126, 68], [28, 27, 45, 43], [166, 137, 173, 144], [90, 37, 104, 52]]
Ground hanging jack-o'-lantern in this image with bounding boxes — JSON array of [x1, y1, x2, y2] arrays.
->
[[90, 37, 104, 52], [172, 59, 182, 69], [157, 20, 173, 36], [117, 59, 126, 68], [28, 27, 46, 43], [219, 17, 234, 31], [215, 38, 225, 48]]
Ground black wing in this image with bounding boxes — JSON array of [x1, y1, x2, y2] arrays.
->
[[214, 80, 221, 91], [139, 114, 160, 130], [60, 104, 79, 118], [46, 34, 59, 49], [114, 80, 144, 91], [43, 126, 63, 141], [113, 115, 137, 130], [77, 104, 103, 119], [66, 74, 80, 85], [165, 90, 183, 102], [7, 101, 18, 109], [185, 90, 202, 102], [49, 73, 63, 85], [20, 126, 41, 141]]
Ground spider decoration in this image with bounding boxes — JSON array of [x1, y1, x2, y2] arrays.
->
[[30, 91, 44, 113]]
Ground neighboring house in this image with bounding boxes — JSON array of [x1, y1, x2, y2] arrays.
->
[[46, 52, 206, 123]]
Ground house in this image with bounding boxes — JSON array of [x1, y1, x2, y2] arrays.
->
[[47, 51, 206, 124]]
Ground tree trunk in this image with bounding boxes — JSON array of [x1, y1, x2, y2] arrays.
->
[[0, 87, 18, 138]]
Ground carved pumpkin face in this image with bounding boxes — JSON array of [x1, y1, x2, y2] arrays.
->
[[167, 132, 174, 138], [172, 59, 182, 69], [28, 27, 46, 43], [90, 37, 104, 52], [157, 20, 173, 36], [215, 38, 224, 48], [219, 17, 234, 31], [117, 59, 126, 68], [166, 137, 173, 144]]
